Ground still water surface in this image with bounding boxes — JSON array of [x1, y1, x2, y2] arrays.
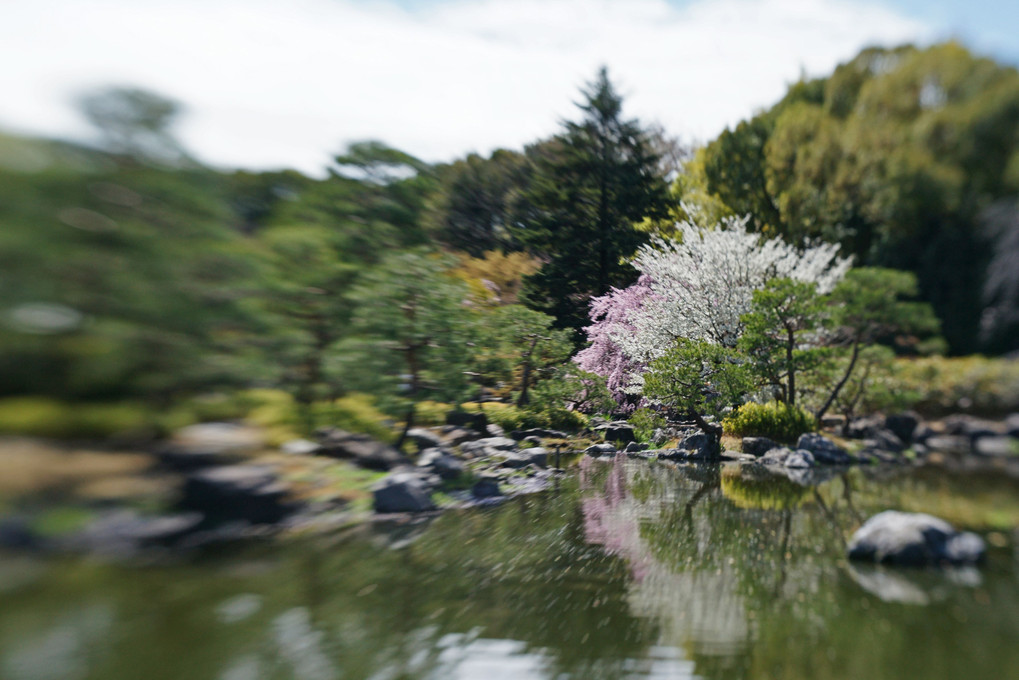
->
[[2, 455, 1018, 680]]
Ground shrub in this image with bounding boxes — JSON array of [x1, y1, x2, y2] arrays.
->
[[414, 401, 452, 426], [722, 401, 816, 443], [628, 407, 665, 443], [0, 397, 155, 440], [246, 390, 395, 444]]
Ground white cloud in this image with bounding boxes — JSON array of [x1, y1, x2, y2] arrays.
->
[[0, 0, 933, 174]]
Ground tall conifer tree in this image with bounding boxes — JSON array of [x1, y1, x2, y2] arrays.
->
[[516, 67, 673, 336]]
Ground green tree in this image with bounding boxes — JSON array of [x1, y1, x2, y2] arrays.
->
[[642, 339, 754, 455], [516, 67, 674, 334], [739, 278, 827, 407], [814, 267, 940, 420], [78, 86, 191, 165], [347, 250, 475, 448], [471, 305, 573, 407], [426, 148, 531, 255], [703, 43, 1019, 353]]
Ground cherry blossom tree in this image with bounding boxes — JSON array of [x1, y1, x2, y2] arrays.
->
[[578, 215, 851, 400], [574, 275, 656, 409]]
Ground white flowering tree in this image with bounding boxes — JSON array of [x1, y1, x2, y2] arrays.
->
[[581, 215, 851, 398]]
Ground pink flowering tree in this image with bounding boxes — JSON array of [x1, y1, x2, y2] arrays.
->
[[574, 275, 656, 410]]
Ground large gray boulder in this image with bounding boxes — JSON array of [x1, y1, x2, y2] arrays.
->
[[406, 428, 444, 451], [417, 447, 465, 480], [181, 465, 295, 524], [316, 428, 409, 471], [742, 436, 779, 457], [510, 428, 569, 441], [884, 412, 920, 444], [761, 447, 815, 468], [848, 511, 986, 566], [160, 422, 264, 470], [676, 431, 716, 458], [796, 433, 854, 464], [460, 436, 517, 458], [372, 472, 435, 513], [584, 443, 617, 456], [500, 447, 548, 469], [594, 421, 636, 443]]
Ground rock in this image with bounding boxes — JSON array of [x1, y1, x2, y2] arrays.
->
[[624, 442, 649, 453], [1006, 413, 1019, 439], [884, 412, 920, 444], [486, 423, 506, 438], [678, 431, 714, 458], [651, 428, 669, 446], [316, 428, 409, 471], [973, 436, 1018, 458], [443, 427, 481, 446], [863, 427, 906, 453], [846, 415, 884, 439], [943, 414, 1001, 441], [848, 511, 986, 566], [912, 423, 937, 444], [594, 421, 636, 443], [0, 517, 41, 550], [924, 435, 971, 455], [510, 428, 569, 441], [373, 472, 435, 513], [460, 437, 517, 458], [417, 448, 465, 480], [69, 511, 204, 554], [761, 447, 815, 468], [406, 428, 444, 451], [280, 439, 319, 455], [796, 433, 853, 464], [446, 410, 487, 432], [742, 436, 779, 457], [159, 422, 264, 470], [181, 465, 295, 524], [585, 443, 617, 456], [501, 447, 548, 469], [471, 476, 502, 499]]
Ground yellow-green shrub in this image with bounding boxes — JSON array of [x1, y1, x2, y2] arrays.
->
[[0, 397, 154, 440], [723, 401, 816, 443]]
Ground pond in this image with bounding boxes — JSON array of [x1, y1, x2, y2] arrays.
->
[[2, 455, 1018, 680]]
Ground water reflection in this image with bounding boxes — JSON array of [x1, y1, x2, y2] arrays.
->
[[1, 459, 1017, 679]]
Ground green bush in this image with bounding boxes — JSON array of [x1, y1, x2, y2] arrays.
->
[[892, 356, 1019, 417], [246, 390, 395, 444], [466, 402, 588, 433], [722, 401, 816, 443], [0, 397, 155, 440], [414, 400, 452, 426], [628, 407, 665, 443]]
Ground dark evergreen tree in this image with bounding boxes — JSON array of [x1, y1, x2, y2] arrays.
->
[[515, 67, 674, 336]]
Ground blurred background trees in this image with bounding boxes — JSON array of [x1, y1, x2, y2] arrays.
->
[[1, 44, 1017, 440]]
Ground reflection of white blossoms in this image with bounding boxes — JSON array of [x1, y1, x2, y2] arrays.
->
[[579, 455, 751, 656]]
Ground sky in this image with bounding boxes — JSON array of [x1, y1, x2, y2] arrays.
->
[[0, 0, 1015, 175]]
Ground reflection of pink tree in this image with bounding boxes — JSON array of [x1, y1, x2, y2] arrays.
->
[[579, 454, 653, 581], [574, 276, 655, 411]]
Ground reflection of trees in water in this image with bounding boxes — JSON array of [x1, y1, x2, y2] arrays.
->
[[580, 455, 751, 657]]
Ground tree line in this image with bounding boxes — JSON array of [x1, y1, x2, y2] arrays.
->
[[1, 42, 1016, 437]]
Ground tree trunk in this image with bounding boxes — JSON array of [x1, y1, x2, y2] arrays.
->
[[815, 337, 861, 422], [516, 336, 540, 407], [786, 325, 796, 407], [689, 409, 723, 458]]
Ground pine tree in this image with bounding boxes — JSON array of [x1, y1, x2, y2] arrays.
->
[[516, 67, 673, 336]]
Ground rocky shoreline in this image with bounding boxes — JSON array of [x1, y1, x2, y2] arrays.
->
[[1, 408, 1016, 560]]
